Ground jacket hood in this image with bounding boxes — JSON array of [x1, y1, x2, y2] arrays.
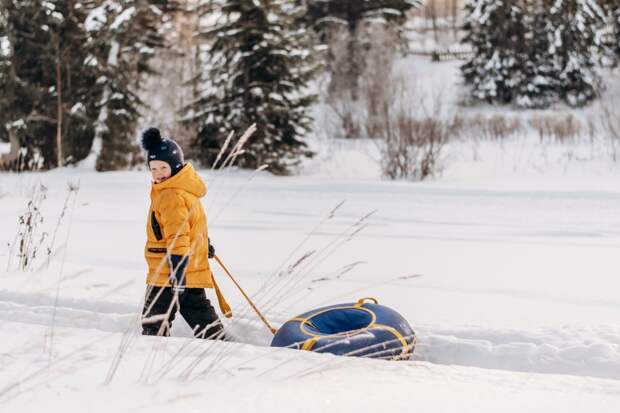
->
[[151, 162, 206, 198]]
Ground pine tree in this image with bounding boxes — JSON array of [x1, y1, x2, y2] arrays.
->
[[599, 0, 620, 64], [185, 0, 319, 175], [616, 7, 620, 60], [0, 4, 11, 145], [1, 1, 46, 169], [541, 0, 605, 107], [0, 0, 104, 170], [85, 0, 168, 171], [462, 0, 550, 107], [0, 1, 172, 171], [463, 0, 605, 108], [517, 0, 562, 108], [0, 6, 24, 169]]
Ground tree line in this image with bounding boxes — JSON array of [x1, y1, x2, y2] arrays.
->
[[462, 0, 620, 108], [0, 0, 416, 173], [3, 1, 619, 174]]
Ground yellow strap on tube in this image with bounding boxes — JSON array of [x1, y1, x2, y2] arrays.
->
[[211, 273, 233, 318], [356, 297, 379, 306]]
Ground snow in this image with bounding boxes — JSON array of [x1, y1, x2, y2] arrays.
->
[[302, 137, 382, 179], [2, 139, 620, 411], [3, 27, 620, 413], [0, 36, 9, 57], [110, 7, 135, 31], [7, 119, 26, 130], [85, 4, 107, 32], [70, 102, 85, 114], [84, 39, 119, 167], [83, 54, 98, 66], [107, 40, 119, 67]]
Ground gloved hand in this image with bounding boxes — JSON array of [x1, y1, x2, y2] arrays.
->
[[169, 254, 189, 294], [208, 238, 215, 259]]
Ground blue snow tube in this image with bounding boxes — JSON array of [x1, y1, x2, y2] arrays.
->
[[270, 298, 415, 360]]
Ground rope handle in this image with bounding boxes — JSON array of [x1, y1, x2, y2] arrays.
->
[[356, 297, 379, 305], [214, 254, 277, 335]]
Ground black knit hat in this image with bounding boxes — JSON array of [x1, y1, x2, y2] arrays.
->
[[141, 128, 185, 176]]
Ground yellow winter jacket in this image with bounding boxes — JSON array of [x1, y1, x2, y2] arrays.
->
[[144, 163, 231, 315]]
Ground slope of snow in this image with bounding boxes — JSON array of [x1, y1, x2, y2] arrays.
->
[[1, 147, 620, 411], [3, 47, 620, 413]]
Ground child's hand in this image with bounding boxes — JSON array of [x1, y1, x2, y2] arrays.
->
[[169, 254, 188, 293], [208, 238, 215, 259]]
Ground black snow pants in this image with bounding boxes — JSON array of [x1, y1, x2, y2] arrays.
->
[[141, 286, 224, 339]]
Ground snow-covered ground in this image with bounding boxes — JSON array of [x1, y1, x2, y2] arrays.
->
[[2, 50, 620, 412], [2, 133, 620, 412]]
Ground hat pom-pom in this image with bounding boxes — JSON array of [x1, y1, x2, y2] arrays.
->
[[141, 128, 163, 151]]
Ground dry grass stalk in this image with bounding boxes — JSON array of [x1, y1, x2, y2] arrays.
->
[[211, 131, 235, 170], [46, 181, 80, 267], [7, 182, 48, 272], [466, 114, 523, 141], [600, 106, 620, 162], [380, 112, 451, 180], [260, 210, 377, 315], [47, 180, 80, 367], [528, 113, 583, 143], [221, 124, 257, 169]]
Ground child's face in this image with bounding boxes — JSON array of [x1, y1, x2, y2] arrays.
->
[[149, 160, 172, 184]]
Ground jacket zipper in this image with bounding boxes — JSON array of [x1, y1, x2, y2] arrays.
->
[[151, 210, 163, 241]]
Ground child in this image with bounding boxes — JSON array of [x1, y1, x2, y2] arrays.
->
[[140, 128, 231, 339]]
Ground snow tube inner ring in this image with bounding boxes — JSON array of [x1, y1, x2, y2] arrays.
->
[[300, 306, 375, 336]]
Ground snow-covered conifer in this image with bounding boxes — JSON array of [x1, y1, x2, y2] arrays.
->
[[463, 0, 605, 108], [616, 7, 620, 60], [0, 5, 11, 145], [0, 0, 172, 171], [184, 0, 319, 175], [541, 0, 605, 107], [599, 0, 620, 65], [86, 0, 169, 171], [462, 0, 548, 107], [0, 0, 105, 169]]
